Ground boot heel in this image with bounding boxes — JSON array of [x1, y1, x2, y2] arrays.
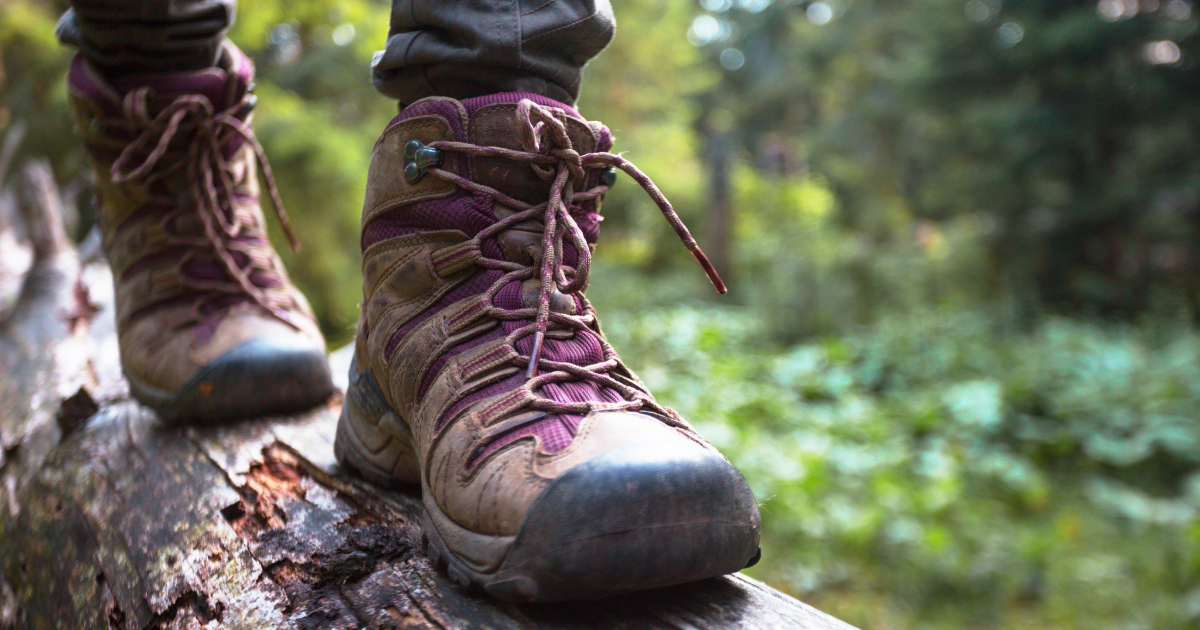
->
[[335, 355, 421, 486]]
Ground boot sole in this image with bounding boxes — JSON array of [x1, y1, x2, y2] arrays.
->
[[333, 356, 421, 486], [336, 360, 762, 603], [127, 338, 335, 424]]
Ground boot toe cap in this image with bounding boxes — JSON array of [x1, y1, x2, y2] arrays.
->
[[488, 436, 762, 602], [135, 336, 334, 423]]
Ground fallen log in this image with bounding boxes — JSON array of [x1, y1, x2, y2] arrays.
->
[[0, 160, 858, 630]]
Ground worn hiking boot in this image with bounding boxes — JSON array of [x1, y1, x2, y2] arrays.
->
[[335, 94, 760, 602], [68, 41, 333, 422]]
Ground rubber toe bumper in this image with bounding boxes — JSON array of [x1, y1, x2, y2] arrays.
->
[[429, 437, 762, 602], [127, 337, 335, 424]]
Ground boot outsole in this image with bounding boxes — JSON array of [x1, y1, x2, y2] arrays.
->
[[127, 337, 335, 424], [332, 357, 421, 486]]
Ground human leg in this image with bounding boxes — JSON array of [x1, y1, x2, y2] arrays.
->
[[371, 0, 615, 107], [57, 0, 235, 75]]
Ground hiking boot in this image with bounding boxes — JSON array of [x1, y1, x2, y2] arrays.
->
[[335, 94, 760, 602], [68, 41, 333, 422]]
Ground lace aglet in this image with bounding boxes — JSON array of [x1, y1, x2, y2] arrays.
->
[[526, 330, 545, 379], [690, 247, 728, 294], [279, 216, 301, 252]]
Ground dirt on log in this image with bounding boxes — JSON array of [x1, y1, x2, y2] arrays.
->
[[0, 160, 858, 630]]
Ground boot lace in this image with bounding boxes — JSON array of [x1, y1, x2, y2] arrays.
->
[[106, 87, 302, 329], [422, 99, 725, 425]]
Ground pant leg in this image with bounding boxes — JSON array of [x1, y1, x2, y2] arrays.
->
[[371, 0, 616, 107], [57, 0, 615, 106], [56, 0, 234, 75]]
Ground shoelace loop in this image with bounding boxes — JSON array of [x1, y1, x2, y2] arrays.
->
[[425, 99, 726, 389], [108, 87, 301, 329]]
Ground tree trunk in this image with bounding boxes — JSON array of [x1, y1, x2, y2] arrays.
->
[[0, 160, 858, 630], [703, 128, 733, 283]]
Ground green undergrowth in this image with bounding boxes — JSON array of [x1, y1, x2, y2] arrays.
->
[[593, 298, 1200, 630]]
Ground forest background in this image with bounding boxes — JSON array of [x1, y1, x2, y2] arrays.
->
[[4, 0, 1200, 627]]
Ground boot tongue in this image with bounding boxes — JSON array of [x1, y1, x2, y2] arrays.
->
[[461, 93, 600, 206]]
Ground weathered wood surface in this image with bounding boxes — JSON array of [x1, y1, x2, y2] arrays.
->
[[0, 161, 859, 630]]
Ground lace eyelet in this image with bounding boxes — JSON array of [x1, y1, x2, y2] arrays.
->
[[599, 167, 617, 188], [403, 139, 444, 184]]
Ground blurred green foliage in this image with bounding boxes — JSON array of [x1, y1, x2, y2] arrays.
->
[[600, 302, 1200, 628], [696, 0, 1200, 318], [5, 0, 1200, 627]]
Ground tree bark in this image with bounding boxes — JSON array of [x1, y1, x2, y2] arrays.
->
[[0, 161, 858, 630]]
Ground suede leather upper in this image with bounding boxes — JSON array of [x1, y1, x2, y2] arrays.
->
[[349, 94, 737, 537], [69, 41, 327, 408]]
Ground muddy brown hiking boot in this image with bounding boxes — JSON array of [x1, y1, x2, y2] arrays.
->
[[335, 93, 760, 602], [68, 41, 333, 422]]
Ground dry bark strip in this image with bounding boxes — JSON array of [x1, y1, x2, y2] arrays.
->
[[0, 161, 858, 630]]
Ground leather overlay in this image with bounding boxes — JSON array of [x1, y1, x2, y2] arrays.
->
[[429, 416, 548, 535], [361, 115, 457, 228], [362, 230, 472, 406], [389, 311, 497, 416], [426, 409, 708, 536], [410, 340, 523, 447]]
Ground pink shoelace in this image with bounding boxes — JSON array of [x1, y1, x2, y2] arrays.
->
[[107, 87, 302, 329], [421, 99, 726, 424]]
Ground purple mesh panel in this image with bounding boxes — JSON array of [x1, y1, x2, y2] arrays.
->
[[418, 280, 612, 408], [559, 240, 581, 268], [460, 92, 585, 123], [373, 92, 636, 466], [510, 323, 605, 366], [439, 371, 526, 431], [249, 271, 282, 287], [195, 317, 221, 345], [220, 135, 248, 159], [184, 258, 230, 280], [199, 293, 250, 314], [195, 296, 248, 344], [68, 56, 118, 108], [494, 280, 522, 310], [543, 380, 622, 406], [362, 191, 493, 250], [464, 378, 624, 462]]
